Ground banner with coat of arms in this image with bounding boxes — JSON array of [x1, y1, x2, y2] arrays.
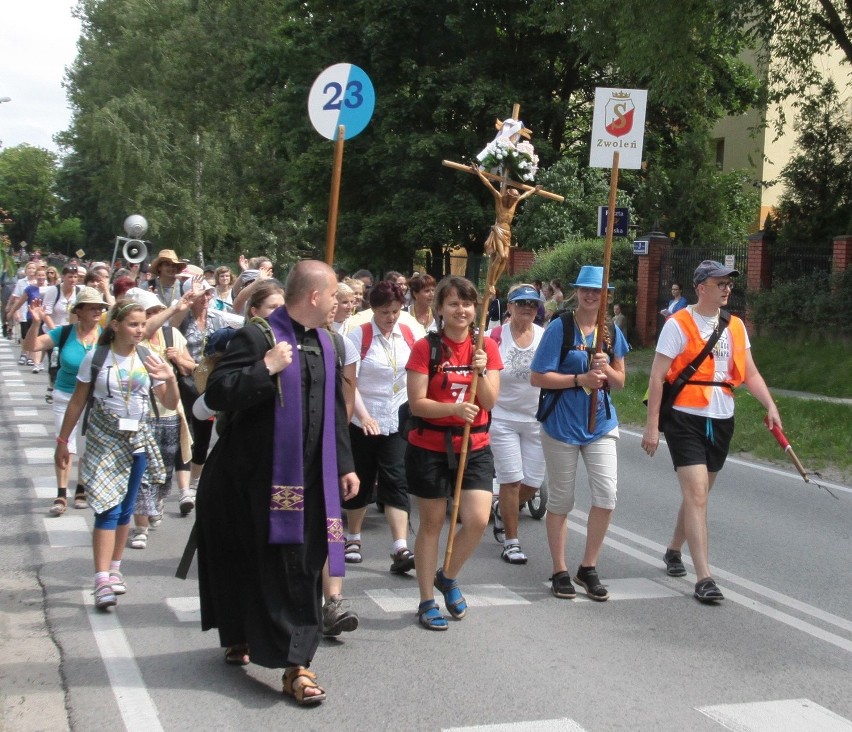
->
[[589, 87, 648, 169]]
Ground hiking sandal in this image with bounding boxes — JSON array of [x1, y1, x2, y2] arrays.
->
[[224, 644, 250, 665], [417, 600, 448, 631], [344, 539, 362, 563], [550, 570, 576, 599], [573, 566, 610, 601], [501, 543, 528, 565], [49, 497, 67, 516], [282, 667, 326, 705], [433, 569, 467, 619]]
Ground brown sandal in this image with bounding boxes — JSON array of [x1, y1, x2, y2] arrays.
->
[[282, 666, 326, 705], [224, 645, 250, 665], [49, 497, 67, 517]]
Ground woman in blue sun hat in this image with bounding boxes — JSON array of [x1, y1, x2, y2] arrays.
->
[[530, 265, 629, 602]]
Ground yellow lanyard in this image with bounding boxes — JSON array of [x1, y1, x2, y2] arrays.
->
[[110, 344, 137, 411], [376, 332, 401, 392]]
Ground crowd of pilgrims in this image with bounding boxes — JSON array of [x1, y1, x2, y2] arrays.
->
[[5, 250, 629, 706]]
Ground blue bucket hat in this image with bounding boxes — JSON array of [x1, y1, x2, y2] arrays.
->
[[507, 284, 544, 303], [570, 265, 614, 291]]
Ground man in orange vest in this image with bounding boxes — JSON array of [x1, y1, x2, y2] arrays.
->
[[641, 260, 781, 603]]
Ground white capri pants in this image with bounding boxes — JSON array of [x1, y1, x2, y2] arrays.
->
[[52, 388, 83, 455], [490, 417, 546, 487], [540, 429, 618, 515]]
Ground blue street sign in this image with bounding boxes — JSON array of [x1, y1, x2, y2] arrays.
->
[[597, 206, 630, 237]]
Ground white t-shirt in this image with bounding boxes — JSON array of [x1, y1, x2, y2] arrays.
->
[[12, 278, 31, 320], [44, 285, 81, 326], [655, 306, 750, 419], [77, 347, 163, 421], [487, 323, 544, 422], [348, 321, 413, 435]]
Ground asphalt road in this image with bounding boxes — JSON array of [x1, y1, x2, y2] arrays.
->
[[2, 336, 851, 732]]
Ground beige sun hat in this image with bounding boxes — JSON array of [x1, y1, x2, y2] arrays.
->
[[150, 249, 188, 274], [71, 286, 109, 312]]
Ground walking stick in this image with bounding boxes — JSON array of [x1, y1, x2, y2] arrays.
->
[[764, 417, 838, 499], [443, 278, 495, 573], [588, 151, 619, 432]]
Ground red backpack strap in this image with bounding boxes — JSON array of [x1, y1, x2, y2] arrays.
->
[[359, 322, 372, 360], [490, 325, 502, 348], [399, 323, 416, 349]]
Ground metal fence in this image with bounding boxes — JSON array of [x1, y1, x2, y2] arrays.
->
[[658, 243, 749, 318], [769, 243, 834, 286]]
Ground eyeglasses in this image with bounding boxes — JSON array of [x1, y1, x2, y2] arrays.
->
[[512, 300, 539, 308], [704, 280, 734, 291]]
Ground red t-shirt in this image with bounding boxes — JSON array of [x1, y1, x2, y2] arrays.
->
[[405, 333, 503, 453]]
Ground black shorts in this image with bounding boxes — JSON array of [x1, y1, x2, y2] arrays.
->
[[664, 409, 735, 473], [405, 443, 494, 499], [342, 425, 410, 512]]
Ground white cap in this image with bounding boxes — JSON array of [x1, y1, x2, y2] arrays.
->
[[192, 395, 217, 421], [124, 287, 165, 312]]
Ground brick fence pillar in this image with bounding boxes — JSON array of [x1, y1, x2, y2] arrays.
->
[[745, 230, 775, 333], [508, 247, 535, 276], [635, 233, 670, 347], [833, 235, 852, 274], [747, 230, 774, 292]]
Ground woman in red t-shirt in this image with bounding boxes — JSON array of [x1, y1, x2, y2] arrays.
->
[[405, 275, 502, 630]]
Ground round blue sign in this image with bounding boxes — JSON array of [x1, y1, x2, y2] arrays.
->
[[308, 63, 375, 141]]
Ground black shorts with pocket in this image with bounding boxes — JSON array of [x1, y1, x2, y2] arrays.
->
[[405, 443, 494, 499], [342, 425, 410, 512], [664, 409, 735, 473]]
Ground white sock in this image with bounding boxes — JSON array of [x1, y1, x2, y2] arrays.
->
[[392, 539, 408, 554], [503, 538, 519, 548], [95, 571, 110, 587], [110, 560, 121, 573], [346, 533, 361, 542]]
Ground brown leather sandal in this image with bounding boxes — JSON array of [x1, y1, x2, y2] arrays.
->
[[224, 645, 250, 665], [282, 666, 326, 705], [49, 497, 67, 516]]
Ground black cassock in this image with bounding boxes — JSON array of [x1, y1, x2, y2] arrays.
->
[[196, 321, 353, 668]]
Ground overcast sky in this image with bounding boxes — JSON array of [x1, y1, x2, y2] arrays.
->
[[0, 2, 81, 153]]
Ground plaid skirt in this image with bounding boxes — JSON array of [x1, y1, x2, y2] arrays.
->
[[81, 401, 166, 515]]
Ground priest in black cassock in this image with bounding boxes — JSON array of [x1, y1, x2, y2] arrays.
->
[[196, 260, 358, 705]]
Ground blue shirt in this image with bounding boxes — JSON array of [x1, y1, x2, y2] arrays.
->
[[530, 315, 629, 445], [48, 325, 101, 394]]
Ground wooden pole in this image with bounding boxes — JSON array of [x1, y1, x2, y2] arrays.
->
[[443, 281, 493, 573], [588, 151, 619, 432], [324, 125, 345, 266]]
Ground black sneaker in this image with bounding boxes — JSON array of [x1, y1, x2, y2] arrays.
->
[[664, 549, 687, 577], [550, 571, 576, 599], [694, 578, 724, 603], [573, 565, 610, 601]]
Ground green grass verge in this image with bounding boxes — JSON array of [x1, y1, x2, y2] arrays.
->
[[615, 373, 852, 481], [749, 337, 852, 398]]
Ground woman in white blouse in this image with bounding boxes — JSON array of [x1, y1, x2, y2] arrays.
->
[[344, 281, 416, 574]]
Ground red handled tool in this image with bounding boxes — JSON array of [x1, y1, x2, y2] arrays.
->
[[764, 417, 837, 499]]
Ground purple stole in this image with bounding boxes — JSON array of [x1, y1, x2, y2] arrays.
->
[[266, 307, 345, 576]]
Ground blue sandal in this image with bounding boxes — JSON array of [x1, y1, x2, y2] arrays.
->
[[433, 569, 467, 619], [417, 600, 448, 631]]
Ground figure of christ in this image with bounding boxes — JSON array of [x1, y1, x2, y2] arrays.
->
[[473, 165, 540, 297]]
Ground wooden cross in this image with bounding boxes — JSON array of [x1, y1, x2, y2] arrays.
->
[[441, 103, 564, 296]]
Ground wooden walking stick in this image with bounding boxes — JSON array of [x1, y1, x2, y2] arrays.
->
[[588, 151, 620, 432], [442, 269, 495, 573]]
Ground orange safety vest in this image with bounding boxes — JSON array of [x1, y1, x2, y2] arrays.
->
[[666, 309, 747, 408]]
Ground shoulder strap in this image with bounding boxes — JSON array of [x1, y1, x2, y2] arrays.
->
[[55, 324, 74, 370], [558, 311, 576, 365], [53, 284, 62, 308], [81, 345, 111, 435], [162, 325, 174, 349], [490, 325, 502, 348], [330, 330, 345, 369], [427, 330, 443, 381], [399, 323, 416, 350], [668, 309, 731, 398], [359, 322, 372, 361]]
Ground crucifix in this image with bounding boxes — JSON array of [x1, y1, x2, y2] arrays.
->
[[439, 103, 563, 574], [442, 103, 564, 298]]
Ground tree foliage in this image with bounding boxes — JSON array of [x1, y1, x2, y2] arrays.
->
[[58, 0, 766, 270], [773, 80, 852, 247], [0, 145, 57, 245]]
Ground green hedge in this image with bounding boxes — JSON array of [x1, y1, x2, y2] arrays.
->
[[748, 269, 852, 337]]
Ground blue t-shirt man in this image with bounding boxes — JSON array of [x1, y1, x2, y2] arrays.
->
[[531, 315, 629, 445]]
